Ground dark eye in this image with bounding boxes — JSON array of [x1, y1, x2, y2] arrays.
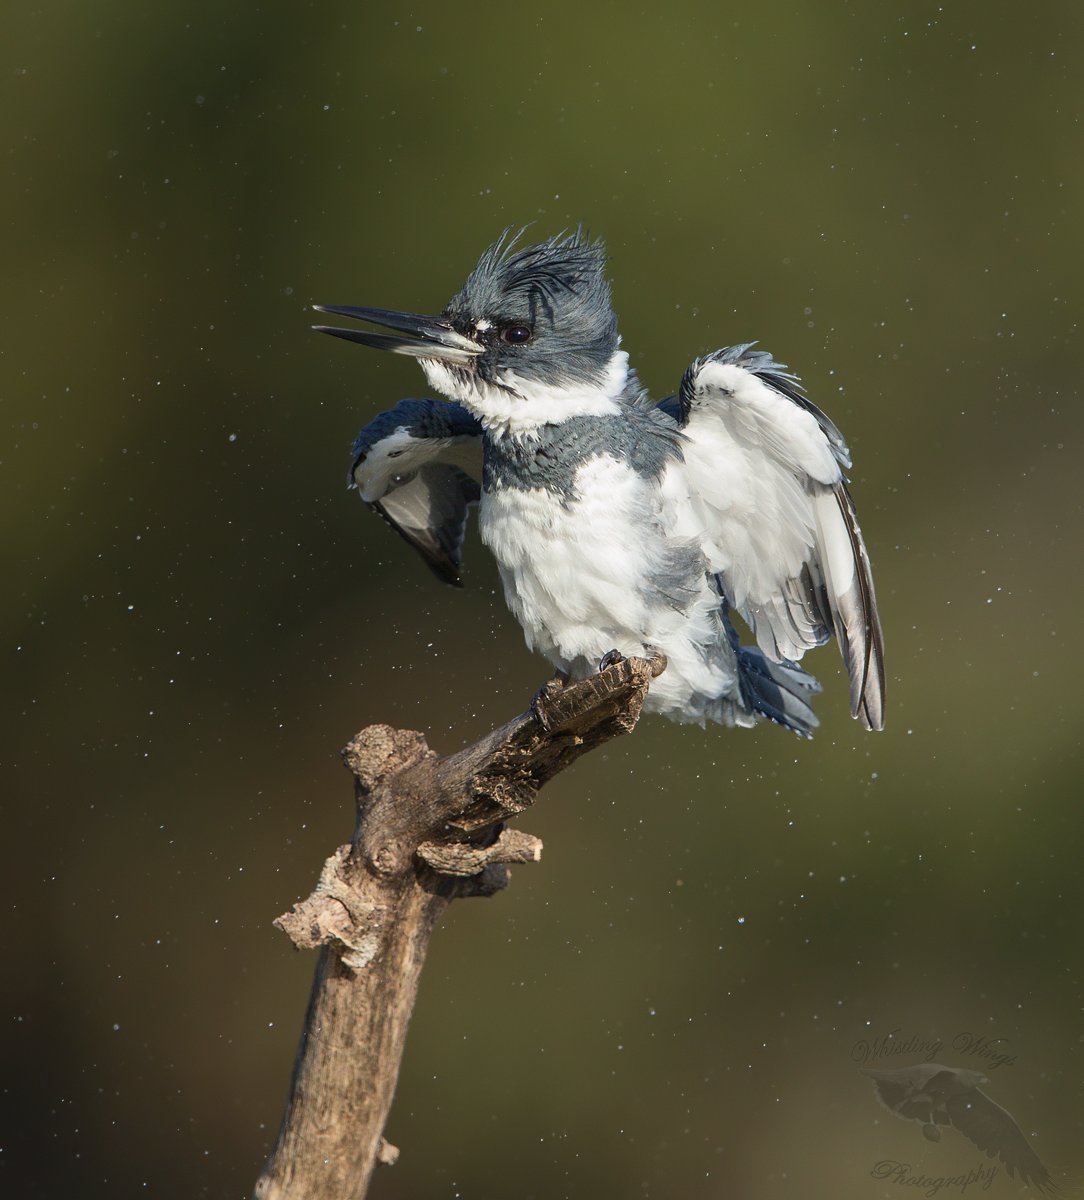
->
[[501, 324, 533, 344]]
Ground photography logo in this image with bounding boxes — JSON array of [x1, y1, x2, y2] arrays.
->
[[859, 1061, 1056, 1196], [851, 1029, 1018, 1072]]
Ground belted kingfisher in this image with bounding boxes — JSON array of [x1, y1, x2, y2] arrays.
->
[[314, 229, 885, 736]]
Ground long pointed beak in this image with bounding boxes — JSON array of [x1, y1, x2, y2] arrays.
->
[[312, 304, 481, 366]]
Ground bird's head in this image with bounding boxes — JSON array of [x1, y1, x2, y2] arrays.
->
[[314, 228, 630, 437]]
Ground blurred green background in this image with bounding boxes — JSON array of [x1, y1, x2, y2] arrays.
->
[[3, 1, 1082, 1196]]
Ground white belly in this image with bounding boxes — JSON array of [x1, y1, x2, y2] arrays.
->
[[478, 454, 745, 723]]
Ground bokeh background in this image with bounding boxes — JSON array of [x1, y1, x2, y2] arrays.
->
[[4, 2, 1082, 1197]]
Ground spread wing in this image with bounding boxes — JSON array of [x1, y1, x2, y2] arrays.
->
[[349, 398, 484, 587], [945, 1087, 1056, 1193], [675, 345, 885, 730]]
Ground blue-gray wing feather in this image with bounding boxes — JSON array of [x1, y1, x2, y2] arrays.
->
[[349, 399, 484, 587]]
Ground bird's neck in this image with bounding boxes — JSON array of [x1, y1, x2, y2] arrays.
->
[[423, 349, 633, 442]]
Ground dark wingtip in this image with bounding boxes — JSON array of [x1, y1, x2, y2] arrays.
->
[[427, 560, 464, 588]]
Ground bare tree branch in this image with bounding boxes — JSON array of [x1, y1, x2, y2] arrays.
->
[[253, 653, 665, 1200]]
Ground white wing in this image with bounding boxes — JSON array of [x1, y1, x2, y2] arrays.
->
[[675, 345, 885, 730]]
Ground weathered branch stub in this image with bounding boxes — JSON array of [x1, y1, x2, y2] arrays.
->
[[253, 653, 664, 1200]]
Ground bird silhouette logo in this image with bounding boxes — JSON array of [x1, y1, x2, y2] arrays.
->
[[861, 1063, 1057, 1193]]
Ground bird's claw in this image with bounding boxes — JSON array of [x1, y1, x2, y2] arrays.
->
[[536, 666, 570, 698], [598, 648, 667, 677], [531, 668, 571, 724]]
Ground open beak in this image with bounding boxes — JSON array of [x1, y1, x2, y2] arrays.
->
[[312, 305, 481, 366]]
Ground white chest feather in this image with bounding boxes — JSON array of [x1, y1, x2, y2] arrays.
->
[[478, 451, 746, 725], [479, 455, 660, 659]]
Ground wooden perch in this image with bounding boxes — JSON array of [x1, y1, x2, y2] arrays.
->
[[253, 653, 665, 1200]]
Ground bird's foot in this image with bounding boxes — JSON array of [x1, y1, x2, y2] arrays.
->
[[531, 668, 571, 723], [921, 1123, 941, 1143], [598, 647, 667, 677], [536, 666, 570, 698]]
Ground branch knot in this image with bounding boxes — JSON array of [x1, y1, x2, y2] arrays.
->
[[417, 828, 543, 877], [272, 845, 385, 970]]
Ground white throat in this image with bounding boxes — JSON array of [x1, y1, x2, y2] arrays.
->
[[421, 348, 630, 439]]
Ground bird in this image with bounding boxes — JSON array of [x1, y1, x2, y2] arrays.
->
[[313, 228, 885, 736], [861, 1064, 1056, 1193]]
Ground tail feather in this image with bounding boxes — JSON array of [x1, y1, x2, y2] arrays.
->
[[738, 645, 822, 738]]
